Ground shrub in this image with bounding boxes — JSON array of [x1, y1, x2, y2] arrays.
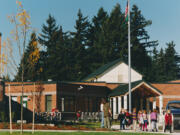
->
[[11, 111, 15, 122], [3, 122, 8, 129], [0, 111, 6, 122]]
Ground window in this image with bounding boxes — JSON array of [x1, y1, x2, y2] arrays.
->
[[11, 96, 17, 102], [21, 96, 28, 108], [45, 95, 52, 112]]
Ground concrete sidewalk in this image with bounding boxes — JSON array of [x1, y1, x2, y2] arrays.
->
[[111, 125, 177, 135]]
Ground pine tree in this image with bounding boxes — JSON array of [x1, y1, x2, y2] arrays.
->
[[48, 26, 72, 81], [70, 9, 91, 80], [130, 5, 157, 81], [150, 47, 159, 82], [90, 4, 127, 65], [15, 33, 40, 81], [151, 42, 180, 82], [157, 48, 166, 82], [164, 41, 180, 81], [87, 7, 109, 71], [38, 14, 59, 80]]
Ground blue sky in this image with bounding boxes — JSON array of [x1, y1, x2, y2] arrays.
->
[[0, 0, 180, 53]]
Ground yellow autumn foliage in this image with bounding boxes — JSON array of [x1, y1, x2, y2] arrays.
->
[[15, 0, 31, 27], [29, 40, 40, 66]]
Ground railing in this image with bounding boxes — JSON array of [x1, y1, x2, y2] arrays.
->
[[35, 111, 102, 123], [35, 112, 61, 123], [79, 112, 101, 121]]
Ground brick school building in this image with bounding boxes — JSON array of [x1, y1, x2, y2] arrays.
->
[[3, 59, 180, 119]]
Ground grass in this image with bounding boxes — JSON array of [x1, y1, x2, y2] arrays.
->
[[71, 121, 120, 129], [0, 132, 166, 135]]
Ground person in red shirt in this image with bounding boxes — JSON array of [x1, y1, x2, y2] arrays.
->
[[76, 110, 81, 121], [164, 109, 173, 133]]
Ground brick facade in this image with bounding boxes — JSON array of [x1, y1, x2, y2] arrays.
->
[[5, 81, 110, 113], [4, 81, 180, 113], [5, 82, 57, 112], [152, 83, 180, 109]]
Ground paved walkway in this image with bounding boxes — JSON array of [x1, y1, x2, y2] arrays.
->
[[111, 125, 178, 135]]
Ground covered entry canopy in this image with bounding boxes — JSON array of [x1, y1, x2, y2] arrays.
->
[[109, 80, 162, 97], [109, 80, 163, 115]]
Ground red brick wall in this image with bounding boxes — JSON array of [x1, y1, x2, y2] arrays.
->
[[5, 82, 57, 112], [156, 96, 180, 109], [151, 83, 180, 110]]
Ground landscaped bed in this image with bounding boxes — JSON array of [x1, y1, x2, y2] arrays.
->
[[0, 122, 109, 131], [0, 122, 167, 135], [0, 132, 166, 135]]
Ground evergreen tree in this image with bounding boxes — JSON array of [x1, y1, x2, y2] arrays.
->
[[39, 14, 59, 53], [151, 42, 180, 82], [157, 48, 166, 82], [70, 9, 91, 80], [150, 47, 159, 82], [164, 41, 180, 81], [90, 4, 127, 66], [14, 4, 177, 83], [2, 75, 11, 82], [15, 33, 40, 81], [130, 5, 157, 81], [87, 7, 109, 71], [47, 26, 72, 81], [38, 14, 59, 80]]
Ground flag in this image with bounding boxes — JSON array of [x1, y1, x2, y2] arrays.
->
[[125, 1, 128, 22]]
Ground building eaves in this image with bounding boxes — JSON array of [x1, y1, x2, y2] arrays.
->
[[109, 80, 162, 97], [82, 58, 142, 81]]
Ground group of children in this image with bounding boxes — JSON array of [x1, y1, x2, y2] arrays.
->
[[118, 108, 173, 133]]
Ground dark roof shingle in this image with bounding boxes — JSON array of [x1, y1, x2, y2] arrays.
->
[[109, 80, 162, 97]]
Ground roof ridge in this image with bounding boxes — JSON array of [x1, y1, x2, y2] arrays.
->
[[82, 58, 123, 81], [109, 80, 162, 97]]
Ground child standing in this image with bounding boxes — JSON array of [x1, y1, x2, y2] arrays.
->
[[138, 110, 144, 130], [150, 109, 158, 132], [164, 109, 173, 133], [142, 110, 148, 131], [118, 109, 126, 130], [132, 108, 137, 131]]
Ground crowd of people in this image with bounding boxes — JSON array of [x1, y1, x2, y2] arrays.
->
[[100, 99, 173, 133]]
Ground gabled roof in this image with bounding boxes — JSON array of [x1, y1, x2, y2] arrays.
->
[[82, 58, 141, 81], [109, 80, 162, 97]]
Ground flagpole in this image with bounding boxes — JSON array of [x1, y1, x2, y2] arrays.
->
[[128, 0, 132, 113]]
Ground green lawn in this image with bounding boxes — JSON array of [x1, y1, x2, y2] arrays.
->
[[0, 132, 166, 135]]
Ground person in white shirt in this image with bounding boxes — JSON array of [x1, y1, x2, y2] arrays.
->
[[100, 98, 106, 128]]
